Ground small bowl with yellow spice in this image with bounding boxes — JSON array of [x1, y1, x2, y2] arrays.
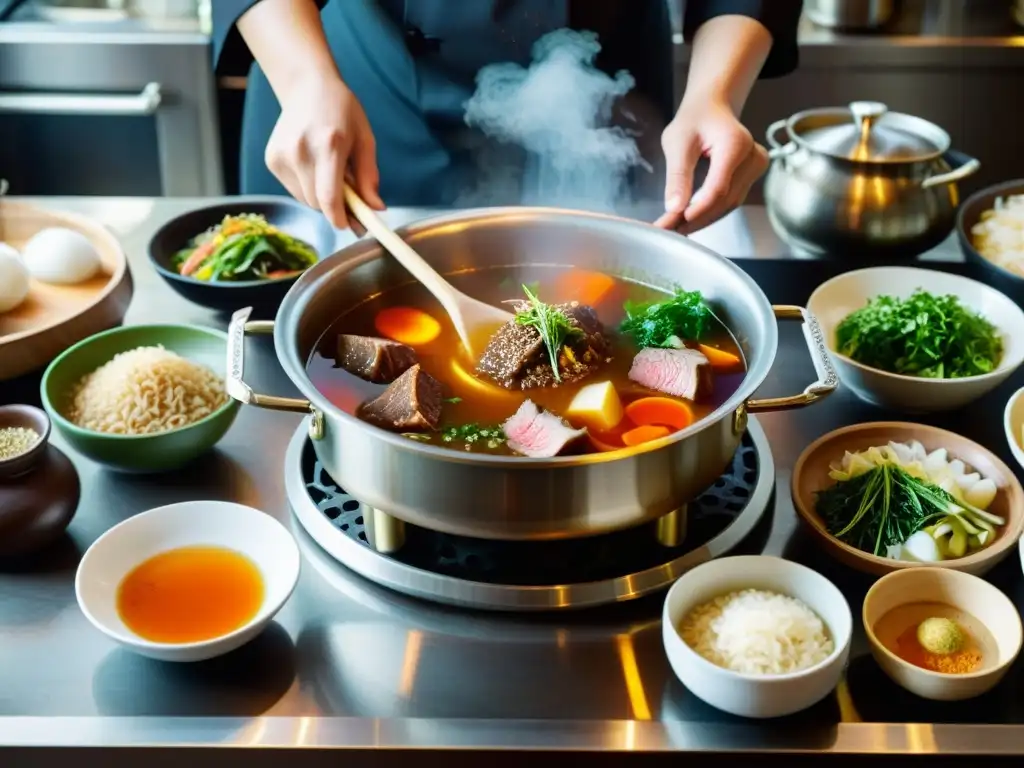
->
[[863, 567, 1021, 701]]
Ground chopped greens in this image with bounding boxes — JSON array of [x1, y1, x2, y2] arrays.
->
[[834, 290, 1002, 379], [172, 213, 319, 282], [441, 423, 506, 450], [619, 288, 712, 349], [513, 284, 583, 383], [443, 396, 463, 404], [815, 463, 955, 556]]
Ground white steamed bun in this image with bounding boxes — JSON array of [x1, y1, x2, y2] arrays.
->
[[0, 244, 30, 313], [21, 227, 101, 285]]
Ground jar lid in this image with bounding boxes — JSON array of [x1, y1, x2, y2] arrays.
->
[[792, 102, 947, 162]]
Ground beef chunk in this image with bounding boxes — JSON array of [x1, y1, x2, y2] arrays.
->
[[337, 334, 417, 384], [502, 400, 586, 458], [476, 301, 609, 390], [628, 347, 709, 400], [358, 364, 442, 431]]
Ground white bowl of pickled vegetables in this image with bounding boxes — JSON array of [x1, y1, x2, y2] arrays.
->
[[807, 267, 1024, 413], [792, 422, 1024, 576]]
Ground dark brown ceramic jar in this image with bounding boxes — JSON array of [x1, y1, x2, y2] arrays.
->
[[0, 404, 80, 558]]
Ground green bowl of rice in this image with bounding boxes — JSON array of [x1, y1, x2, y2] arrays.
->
[[40, 324, 239, 473]]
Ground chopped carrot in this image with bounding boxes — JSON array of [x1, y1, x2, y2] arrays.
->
[[624, 397, 693, 430], [375, 307, 442, 346], [697, 343, 742, 371], [621, 424, 671, 446], [556, 270, 615, 306], [265, 269, 303, 280], [179, 240, 215, 276]]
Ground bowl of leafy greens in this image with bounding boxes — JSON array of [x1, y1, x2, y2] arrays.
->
[[792, 422, 1024, 577], [807, 266, 1024, 412], [148, 197, 339, 313]]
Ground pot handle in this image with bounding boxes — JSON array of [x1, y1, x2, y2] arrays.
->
[[746, 305, 838, 413], [227, 307, 324, 437], [921, 150, 981, 190], [766, 119, 796, 160]]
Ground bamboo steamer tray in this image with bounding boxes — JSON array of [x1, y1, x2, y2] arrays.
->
[[0, 200, 133, 381]]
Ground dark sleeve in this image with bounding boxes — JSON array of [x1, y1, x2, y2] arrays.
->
[[211, 0, 328, 76], [683, 0, 803, 79]]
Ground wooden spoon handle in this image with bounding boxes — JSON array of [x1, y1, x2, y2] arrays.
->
[[343, 185, 456, 304]]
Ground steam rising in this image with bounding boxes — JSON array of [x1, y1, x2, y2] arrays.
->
[[463, 29, 650, 211]]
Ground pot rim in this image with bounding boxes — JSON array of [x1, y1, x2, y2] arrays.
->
[[782, 105, 951, 165], [275, 206, 779, 468]]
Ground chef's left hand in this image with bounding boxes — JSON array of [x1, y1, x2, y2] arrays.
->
[[655, 93, 769, 234]]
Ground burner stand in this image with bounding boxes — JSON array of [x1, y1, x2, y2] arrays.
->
[[285, 416, 775, 611]]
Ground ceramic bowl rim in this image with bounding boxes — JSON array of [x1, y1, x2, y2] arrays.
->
[[1002, 386, 1024, 469], [662, 555, 853, 684], [790, 421, 1024, 572], [955, 178, 1024, 284], [146, 196, 331, 290], [862, 567, 1024, 681], [807, 265, 1024, 386], [74, 500, 301, 652], [40, 323, 239, 442], [0, 403, 51, 468]]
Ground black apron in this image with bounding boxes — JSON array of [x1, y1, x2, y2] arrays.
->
[[240, 0, 674, 207]]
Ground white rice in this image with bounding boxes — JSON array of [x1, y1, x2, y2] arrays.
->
[[67, 345, 227, 435], [679, 588, 833, 676], [971, 194, 1024, 276]]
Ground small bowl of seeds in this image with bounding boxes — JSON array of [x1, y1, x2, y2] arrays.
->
[[0, 404, 49, 478]]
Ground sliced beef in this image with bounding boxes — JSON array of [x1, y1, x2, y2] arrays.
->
[[628, 347, 709, 400], [476, 301, 610, 390], [337, 334, 418, 384], [502, 399, 586, 458], [358, 364, 442, 431]]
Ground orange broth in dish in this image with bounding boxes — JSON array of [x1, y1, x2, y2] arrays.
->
[[306, 265, 746, 457], [117, 545, 264, 644]]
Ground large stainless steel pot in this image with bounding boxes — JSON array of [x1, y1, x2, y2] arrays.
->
[[227, 208, 837, 541], [764, 101, 981, 260]]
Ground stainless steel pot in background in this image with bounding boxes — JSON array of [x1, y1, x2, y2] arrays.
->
[[227, 209, 837, 542], [763, 101, 980, 260], [805, 0, 895, 30]]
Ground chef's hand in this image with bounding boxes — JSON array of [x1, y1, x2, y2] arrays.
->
[[265, 73, 384, 231], [655, 93, 769, 234]]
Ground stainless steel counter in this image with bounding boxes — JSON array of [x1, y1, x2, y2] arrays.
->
[[1, 198, 1022, 766]]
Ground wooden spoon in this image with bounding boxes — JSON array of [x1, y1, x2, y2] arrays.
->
[[342, 185, 513, 356]]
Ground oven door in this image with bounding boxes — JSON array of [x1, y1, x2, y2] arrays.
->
[[0, 25, 223, 196]]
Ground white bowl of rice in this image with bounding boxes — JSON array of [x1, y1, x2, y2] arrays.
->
[[662, 555, 852, 719]]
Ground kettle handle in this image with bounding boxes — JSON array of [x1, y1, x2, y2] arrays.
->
[[922, 150, 981, 189], [766, 119, 796, 160]]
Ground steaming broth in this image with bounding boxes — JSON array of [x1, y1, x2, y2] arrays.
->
[[307, 265, 746, 456]]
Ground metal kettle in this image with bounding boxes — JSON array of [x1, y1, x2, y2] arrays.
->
[[763, 101, 981, 260]]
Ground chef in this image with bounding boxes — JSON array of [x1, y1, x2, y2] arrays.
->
[[213, 0, 802, 233]]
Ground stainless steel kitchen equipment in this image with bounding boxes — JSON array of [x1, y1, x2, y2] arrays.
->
[[0, 8, 222, 196], [764, 101, 980, 260], [285, 413, 775, 610], [227, 207, 837, 542], [804, 0, 895, 30]]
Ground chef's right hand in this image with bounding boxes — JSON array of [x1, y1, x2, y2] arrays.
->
[[265, 73, 384, 230]]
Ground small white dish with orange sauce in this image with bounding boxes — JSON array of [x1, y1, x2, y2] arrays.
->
[[75, 500, 300, 662]]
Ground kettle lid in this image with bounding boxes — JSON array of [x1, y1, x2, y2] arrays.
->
[[791, 102, 948, 162]]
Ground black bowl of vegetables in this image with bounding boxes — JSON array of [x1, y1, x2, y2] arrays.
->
[[147, 197, 338, 313]]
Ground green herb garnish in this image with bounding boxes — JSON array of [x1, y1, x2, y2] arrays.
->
[[444, 397, 463, 404], [834, 290, 1002, 379], [514, 284, 583, 382], [441, 423, 507, 450], [619, 288, 711, 349], [815, 464, 956, 556]]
